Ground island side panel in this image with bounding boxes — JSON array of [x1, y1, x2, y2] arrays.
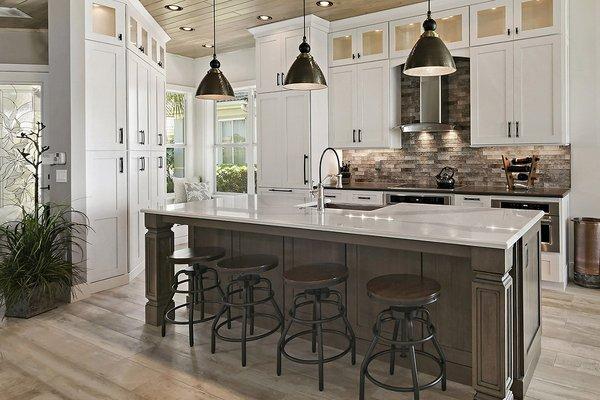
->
[[471, 246, 515, 400], [144, 213, 174, 326]]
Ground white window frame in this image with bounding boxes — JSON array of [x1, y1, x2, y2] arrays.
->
[[165, 84, 195, 201], [213, 86, 257, 195]]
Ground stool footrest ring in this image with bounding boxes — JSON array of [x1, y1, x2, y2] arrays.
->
[[280, 328, 352, 365]]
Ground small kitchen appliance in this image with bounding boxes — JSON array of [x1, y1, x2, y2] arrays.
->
[[435, 167, 456, 189]]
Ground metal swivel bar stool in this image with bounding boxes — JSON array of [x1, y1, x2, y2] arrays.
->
[[360, 274, 447, 400], [277, 263, 356, 391], [211, 254, 284, 367], [161, 247, 228, 347]]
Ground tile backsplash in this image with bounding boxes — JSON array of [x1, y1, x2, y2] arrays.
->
[[343, 57, 571, 188]]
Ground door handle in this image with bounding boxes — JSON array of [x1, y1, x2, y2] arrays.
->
[[119, 127, 124, 144], [303, 154, 309, 185], [158, 156, 163, 169], [524, 243, 529, 269], [358, 129, 362, 142], [139, 130, 145, 144], [119, 157, 124, 173], [508, 122, 512, 138], [352, 129, 356, 143], [516, 121, 520, 138], [139, 157, 146, 171], [158, 133, 163, 146]]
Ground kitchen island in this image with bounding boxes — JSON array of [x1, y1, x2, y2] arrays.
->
[[143, 194, 543, 400]]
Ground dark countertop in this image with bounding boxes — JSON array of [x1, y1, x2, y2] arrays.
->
[[324, 182, 570, 198]]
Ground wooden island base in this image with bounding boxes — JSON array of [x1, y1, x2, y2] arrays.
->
[[144, 214, 542, 400]]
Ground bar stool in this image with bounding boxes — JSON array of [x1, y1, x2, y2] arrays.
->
[[161, 246, 228, 347], [211, 254, 284, 367], [360, 274, 447, 400], [277, 263, 356, 391]]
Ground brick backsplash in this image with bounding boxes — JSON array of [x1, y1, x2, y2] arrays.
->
[[343, 57, 571, 188]]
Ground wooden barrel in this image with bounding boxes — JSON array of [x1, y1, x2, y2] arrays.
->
[[573, 218, 600, 288]]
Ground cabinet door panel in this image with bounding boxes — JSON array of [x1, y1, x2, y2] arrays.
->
[[156, 74, 166, 148], [283, 29, 305, 77], [514, 0, 561, 39], [434, 7, 470, 50], [256, 35, 282, 93], [127, 54, 139, 147], [128, 152, 151, 272], [148, 68, 158, 148], [86, 42, 126, 150], [390, 16, 423, 59], [356, 23, 388, 63], [470, 0, 514, 46], [150, 152, 166, 208], [257, 93, 284, 187], [86, 0, 125, 46], [329, 29, 355, 67], [514, 36, 561, 144], [283, 91, 311, 188], [470, 43, 514, 146], [86, 151, 127, 282], [137, 61, 149, 148], [328, 65, 357, 148], [356, 60, 389, 148]]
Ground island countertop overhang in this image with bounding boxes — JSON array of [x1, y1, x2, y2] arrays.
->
[[143, 194, 544, 250]]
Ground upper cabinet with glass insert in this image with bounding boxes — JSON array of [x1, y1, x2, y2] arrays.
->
[[390, 7, 469, 59], [126, 5, 168, 71], [471, 0, 563, 46], [329, 23, 388, 67], [85, 0, 125, 46]]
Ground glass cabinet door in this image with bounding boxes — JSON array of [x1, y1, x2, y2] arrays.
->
[[434, 7, 469, 50], [141, 28, 149, 55], [329, 29, 355, 67], [356, 23, 388, 63], [159, 47, 165, 68], [129, 16, 138, 49], [86, 0, 125, 45], [515, 0, 560, 38], [151, 38, 158, 63], [470, 0, 514, 46], [390, 16, 423, 58]]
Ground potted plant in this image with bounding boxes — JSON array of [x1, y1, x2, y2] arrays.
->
[[0, 123, 88, 318]]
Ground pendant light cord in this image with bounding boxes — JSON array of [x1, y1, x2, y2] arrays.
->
[[303, 0, 307, 42], [213, 0, 217, 59], [427, 0, 431, 19]]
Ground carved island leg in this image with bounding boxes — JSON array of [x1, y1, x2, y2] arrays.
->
[[471, 248, 515, 400], [145, 213, 174, 326]]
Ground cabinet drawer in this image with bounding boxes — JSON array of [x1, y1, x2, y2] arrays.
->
[[454, 194, 492, 207], [323, 189, 346, 203], [541, 251, 561, 283], [259, 187, 308, 196], [348, 191, 384, 205]]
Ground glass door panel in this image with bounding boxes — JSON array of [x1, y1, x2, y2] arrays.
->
[[129, 17, 138, 48], [470, 0, 513, 46], [86, 0, 124, 45], [357, 23, 388, 62], [521, 0, 553, 31], [332, 34, 353, 63], [477, 6, 507, 38], [390, 16, 422, 58], [91, 4, 116, 37], [437, 14, 462, 43], [362, 30, 383, 57], [152, 39, 158, 62], [141, 28, 149, 55]]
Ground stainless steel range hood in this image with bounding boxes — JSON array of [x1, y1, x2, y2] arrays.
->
[[401, 75, 455, 133]]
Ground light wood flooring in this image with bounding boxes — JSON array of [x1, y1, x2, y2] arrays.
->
[[1, 276, 600, 400]]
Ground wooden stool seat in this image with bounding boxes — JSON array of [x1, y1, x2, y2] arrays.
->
[[366, 274, 441, 307], [284, 263, 348, 289], [169, 247, 226, 263], [216, 254, 279, 274]]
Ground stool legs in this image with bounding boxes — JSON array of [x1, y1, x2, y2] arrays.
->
[[389, 319, 400, 375]]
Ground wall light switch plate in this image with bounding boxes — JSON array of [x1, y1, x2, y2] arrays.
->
[[42, 152, 67, 165], [56, 169, 68, 183]]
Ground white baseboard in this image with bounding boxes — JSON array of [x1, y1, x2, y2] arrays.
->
[[71, 273, 130, 302], [542, 280, 567, 292]]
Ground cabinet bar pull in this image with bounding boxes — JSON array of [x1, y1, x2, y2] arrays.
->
[[464, 197, 481, 201], [281, 72, 285, 83], [158, 156, 163, 169], [139, 130, 145, 144], [357, 52, 361, 59], [352, 53, 356, 59], [118, 33, 123, 41], [352, 129, 356, 143], [508, 121, 512, 138], [119, 157, 124, 173], [357, 196, 371, 200], [139, 45, 145, 53], [303, 154, 309, 185], [158, 133, 163, 146], [269, 188, 293, 193], [358, 129, 362, 142], [516, 121, 519, 138], [276, 73, 280, 86], [119, 127, 124, 144], [139, 157, 145, 171], [507, 28, 511, 36], [516, 27, 519, 35]]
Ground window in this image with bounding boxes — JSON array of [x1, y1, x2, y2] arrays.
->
[[214, 90, 257, 194], [0, 84, 42, 210], [165, 91, 186, 193]]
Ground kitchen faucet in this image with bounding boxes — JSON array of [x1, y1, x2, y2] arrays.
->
[[311, 147, 342, 212]]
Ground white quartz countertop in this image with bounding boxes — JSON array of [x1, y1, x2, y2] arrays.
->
[[143, 194, 544, 250]]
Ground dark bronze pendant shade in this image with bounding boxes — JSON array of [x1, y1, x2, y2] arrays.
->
[[403, 0, 456, 77], [283, 0, 327, 90], [196, 0, 235, 101]]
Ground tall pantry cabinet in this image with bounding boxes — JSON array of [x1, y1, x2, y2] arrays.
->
[[85, 0, 169, 285]]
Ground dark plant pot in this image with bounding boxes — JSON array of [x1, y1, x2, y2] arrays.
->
[[5, 286, 65, 319]]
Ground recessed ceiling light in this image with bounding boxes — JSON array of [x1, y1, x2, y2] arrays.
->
[[316, 1, 334, 7], [257, 15, 273, 21], [179, 26, 195, 31], [165, 4, 183, 11], [202, 43, 214, 48]]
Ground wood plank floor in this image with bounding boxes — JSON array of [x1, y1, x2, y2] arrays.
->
[[1, 276, 600, 400]]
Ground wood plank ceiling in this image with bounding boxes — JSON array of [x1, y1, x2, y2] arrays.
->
[[141, 0, 424, 58], [0, 0, 48, 29]]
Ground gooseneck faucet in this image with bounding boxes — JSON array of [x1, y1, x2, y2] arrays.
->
[[312, 147, 341, 212]]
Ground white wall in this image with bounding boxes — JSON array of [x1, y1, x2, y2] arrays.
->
[[194, 47, 255, 86], [166, 53, 195, 87], [0, 29, 48, 65]]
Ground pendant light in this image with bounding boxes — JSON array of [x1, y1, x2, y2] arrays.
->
[[196, 0, 235, 101], [403, 0, 456, 77], [283, 0, 327, 90]]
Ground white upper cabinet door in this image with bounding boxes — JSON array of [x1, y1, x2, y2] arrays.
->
[[328, 65, 357, 148], [137, 60, 150, 148], [514, 0, 562, 39], [470, 0, 514, 46], [329, 29, 356, 67], [433, 7, 470, 50], [127, 14, 140, 53], [514, 36, 562, 144], [148, 68, 158, 149], [256, 34, 283, 93], [470, 42, 514, 146], [356, 60, 389, 148], [86, 151, 127, 283], [85, 0, 125, 46], [257, 92, 285, 188], [282, 91, 311, 188], [390, 15, 423, 59], [86, 41, 126, 150], [283, 29, 305, 77], [356, 23, 389, 63]]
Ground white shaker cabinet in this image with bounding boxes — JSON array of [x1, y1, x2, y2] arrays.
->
[[128, 152, 151, 273], [329, 23, 388, 67], [148, 68, 166, 149], [85, 41, 126, 150], [85, 0, 125, 46], [149, 151, 167, 209], [329, 60, 390, 148], [128, 53, 150, 150], [86, 151, 128, 283]]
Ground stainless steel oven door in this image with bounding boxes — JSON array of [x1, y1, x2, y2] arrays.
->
[[541, 216, 559, 253]]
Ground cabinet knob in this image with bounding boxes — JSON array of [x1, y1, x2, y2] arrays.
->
[[357, 52, 361, 59], [352, 53, 356, 59], [118, 33, 123, 41], [507, 28, 511, 36]]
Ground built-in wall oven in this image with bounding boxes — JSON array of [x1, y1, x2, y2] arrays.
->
[[491, 199, 560, 253]]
